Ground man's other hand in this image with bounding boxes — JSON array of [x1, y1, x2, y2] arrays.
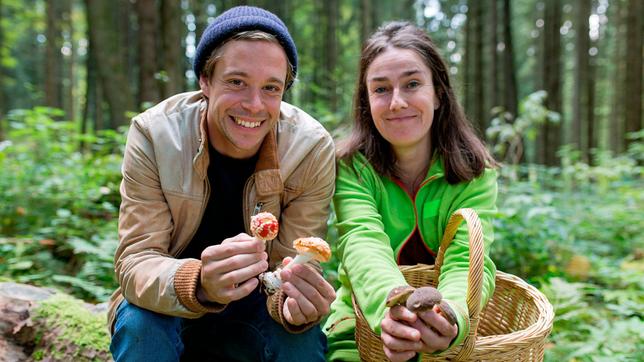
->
[[279, 257, 336, 326]]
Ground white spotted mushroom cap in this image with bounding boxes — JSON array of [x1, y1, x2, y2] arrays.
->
[[292, 237, 331, 262]]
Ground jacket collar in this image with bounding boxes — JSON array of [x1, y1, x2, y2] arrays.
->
[[194, 98, 283, 197], [425, 153, 445, 180]]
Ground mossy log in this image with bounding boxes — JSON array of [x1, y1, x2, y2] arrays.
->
[[0, 282, 111, 362]]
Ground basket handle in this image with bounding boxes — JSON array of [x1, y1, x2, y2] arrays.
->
[[433, 208, 484, 361]]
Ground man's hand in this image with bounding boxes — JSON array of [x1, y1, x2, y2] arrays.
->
[[279, 257, 336, 326], [198, 233, 268, 305], [381, 304, 458, 361]]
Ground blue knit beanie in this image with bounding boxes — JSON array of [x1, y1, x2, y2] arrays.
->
[[193, 6, 298, 89]]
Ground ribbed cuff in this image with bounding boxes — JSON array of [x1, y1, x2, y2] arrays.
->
[[174, 259, 227, 314], [267, 289, 319, 334]]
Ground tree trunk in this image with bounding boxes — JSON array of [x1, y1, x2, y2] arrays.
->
[[81, 36, 96, 150], [624, 0, 643, 147], [136, 0, 160, 108], [0, 0, 4, 140], [122, 0, 137, 109], [86, 0, 133, 128], [324, 0, 338, 113], [609, 0, 626, 153], [161, 0, 185, 97], [45, 0, 64, 111], [542, 0, 562, 165], [360, 0, 374, 47], [502, 0, 518, 118], [490, 0, 499, 110], [587, 52, 597, 159], [463, 0, 472, 115], [572, 0, 591, 161], [62, 0, 74, 121], [472, 0, 485, 133], [191, 0, 207, 45]]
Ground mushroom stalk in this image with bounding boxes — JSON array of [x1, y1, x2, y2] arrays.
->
[[259, 237, 330, 295], [283, 252, 315, 270]]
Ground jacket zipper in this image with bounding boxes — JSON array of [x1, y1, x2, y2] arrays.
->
[[253, 202, 264, 215], [242, 175, 255, 234], [244, 176, 273, 261], [394, 175, 438, 263]]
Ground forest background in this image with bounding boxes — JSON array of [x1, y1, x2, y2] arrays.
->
[[0, 0, 642, 360]]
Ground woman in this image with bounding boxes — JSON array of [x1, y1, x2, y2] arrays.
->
[[324, 22, 498, 362]]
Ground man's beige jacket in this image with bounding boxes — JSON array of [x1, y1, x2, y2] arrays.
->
[[107, 91, 335, 333]]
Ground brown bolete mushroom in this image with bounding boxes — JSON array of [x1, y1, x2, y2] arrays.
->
[[406, 286, 457, 325], [386, 286, 416, 308]]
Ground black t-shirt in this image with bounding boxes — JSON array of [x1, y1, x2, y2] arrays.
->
[[178, 145, 258, 259]]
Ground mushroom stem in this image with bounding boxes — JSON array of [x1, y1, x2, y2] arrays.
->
[[283, 252, 314, 270], [260, 270, 282, 294]]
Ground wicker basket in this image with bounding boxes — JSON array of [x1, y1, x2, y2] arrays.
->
[[353, 208, 554, 361]]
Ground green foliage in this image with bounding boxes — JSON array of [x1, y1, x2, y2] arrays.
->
[[489, 138, 643, 361], [487, 90, 561, 166], [0, 107, 124, 301], [541, 273, 643, 361], [492, 150, 643, 281]]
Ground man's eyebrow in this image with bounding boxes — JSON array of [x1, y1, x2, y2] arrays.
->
[[368, 69, 421, 82], [221, 70, 285, 86]]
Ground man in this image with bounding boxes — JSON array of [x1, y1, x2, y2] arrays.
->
[[108, 6, 336, 361]]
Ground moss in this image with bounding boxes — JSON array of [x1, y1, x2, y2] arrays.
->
[[32, 349, 44, 360], [30, 293, 111, 361]]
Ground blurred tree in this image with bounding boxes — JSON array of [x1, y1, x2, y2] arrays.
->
[[45, 0, 64, 111], [501, 0, 517, 118], [191, 0, 207, 42], [86, 0, 133, 128], [540, 0, 562, 165], [0, 0, 4, 140], [624, 0, 642, 148], [323, 0, 339, 113], [161, 0, 185, 96], [489, 0, 499, 110], [136, 0, 160, 107], [609, 0, 626, 153], [61, 0, 74, 121], [465, 0, 486, 133], [359, 0, 374, 45], [572, 0, 591, 161]]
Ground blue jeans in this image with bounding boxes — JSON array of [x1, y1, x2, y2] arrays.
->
[[110, 289, 327, 362]]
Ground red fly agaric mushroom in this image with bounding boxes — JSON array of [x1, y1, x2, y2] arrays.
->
[[250, 212, 279, 242]]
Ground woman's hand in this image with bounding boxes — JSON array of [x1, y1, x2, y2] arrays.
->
[[381, 304, 458, 361], [411, 305, 458, 353], [380, 306, 422, 362]]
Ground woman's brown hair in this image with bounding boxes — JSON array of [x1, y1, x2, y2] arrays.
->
[[337, 21, 496, 184]]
